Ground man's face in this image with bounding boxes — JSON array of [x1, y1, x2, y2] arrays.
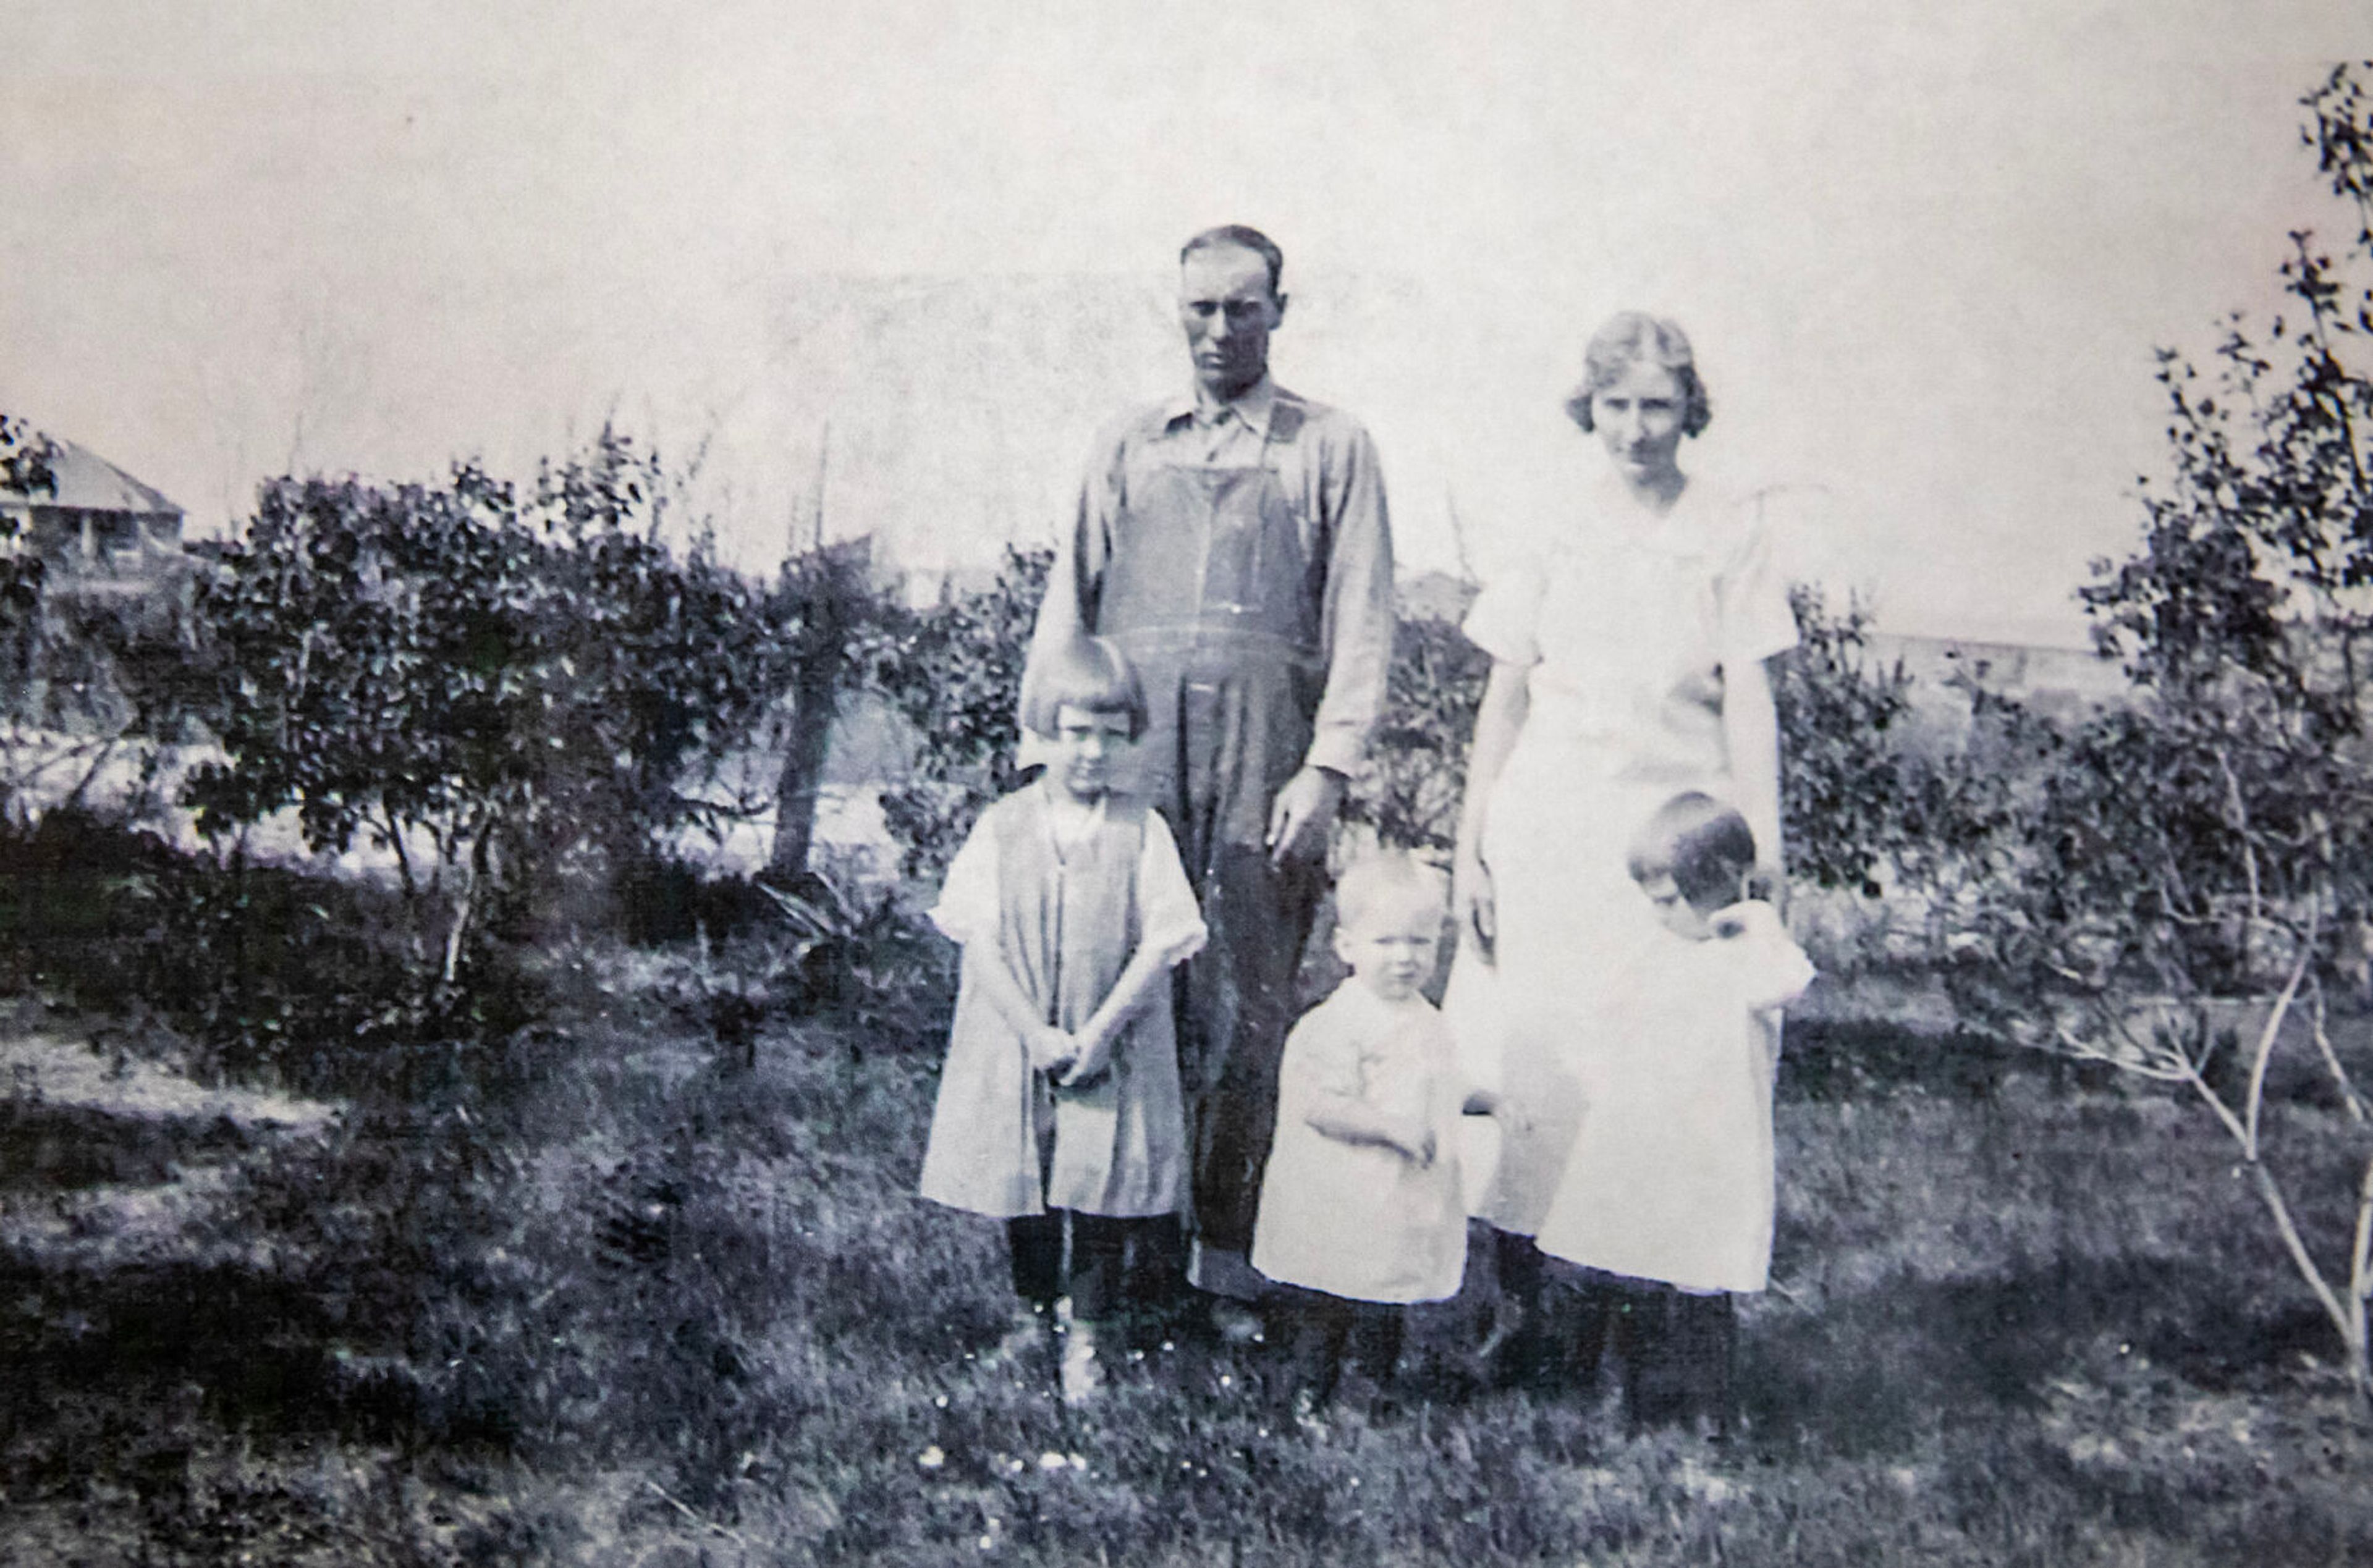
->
[[1177, 244, 1284, 400]]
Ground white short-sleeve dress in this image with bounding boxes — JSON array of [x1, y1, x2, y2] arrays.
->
[[1251, 980, 1470, 1305], [1534, 901, 1815, 1292], [1447, 474, 1798, 1237]]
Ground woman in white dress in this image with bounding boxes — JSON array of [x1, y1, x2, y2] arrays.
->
[[1447, 312, 1798, 1387]]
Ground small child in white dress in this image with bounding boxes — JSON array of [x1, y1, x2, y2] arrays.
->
[[1251, 853, 1499, 1416], [1533, 791, 1815, 1433]]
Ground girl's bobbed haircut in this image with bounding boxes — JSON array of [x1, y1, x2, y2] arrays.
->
[[1563, 311, 1713, 439], [1022, 634, 1149, 742], [1335, 849, 1451, 931], [1628, 791, 1758, 912]]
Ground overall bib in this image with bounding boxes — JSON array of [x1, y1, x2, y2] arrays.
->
[[1093, 403, 1328, 1262]]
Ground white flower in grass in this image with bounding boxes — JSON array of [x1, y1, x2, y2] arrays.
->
[[917, 1445, 946, 1470]]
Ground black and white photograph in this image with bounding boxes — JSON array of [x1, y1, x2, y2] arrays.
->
[[2, 3, 2371, 1562]]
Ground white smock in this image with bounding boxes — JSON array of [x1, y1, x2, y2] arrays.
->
[[1446, 473, 1799, 1235], [1251, 980, 1470, 1305], [1534, 901, 1814, 1292]]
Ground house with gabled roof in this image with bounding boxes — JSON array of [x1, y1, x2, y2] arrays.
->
[[0, 439, 186, 594]]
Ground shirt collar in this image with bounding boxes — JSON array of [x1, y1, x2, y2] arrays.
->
[[1164, 374, 1280, 437]]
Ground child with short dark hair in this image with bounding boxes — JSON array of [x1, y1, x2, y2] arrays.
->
[[1533, 791, 1814, 1433], [920, 636, 1207, 1404], [1251, 852, 1494, 1419]]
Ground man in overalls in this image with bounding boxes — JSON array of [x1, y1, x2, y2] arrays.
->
[[1023, 226, 1395, 1327]]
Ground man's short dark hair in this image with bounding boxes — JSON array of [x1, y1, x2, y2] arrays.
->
[[1180, 225, 1285, 297]]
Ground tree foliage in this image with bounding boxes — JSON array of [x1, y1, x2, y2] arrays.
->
[[1342, 599, 1491, 853], [0, 413, 58, 660], [184, 429, 803, 982], [852, 547, 1050, 879], [1906, 64, 2373, 1408]]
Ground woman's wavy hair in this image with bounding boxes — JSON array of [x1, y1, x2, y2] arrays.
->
[[1563, 311, 1712, 438]]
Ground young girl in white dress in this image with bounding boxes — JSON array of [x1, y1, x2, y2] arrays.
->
[[919, 636, 1208, 1404], [1252, 853, 1498, 1416], [1534, 792, 1814, 1432], [1447, 312, 1800, 1389]]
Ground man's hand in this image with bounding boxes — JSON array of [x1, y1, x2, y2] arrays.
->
[[1266, 765, 1347, 867]]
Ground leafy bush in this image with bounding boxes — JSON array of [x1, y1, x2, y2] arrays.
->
[[854, 547, 1051, 879], [1891, 63, 2373, 1409], [0, 808, 552, 1090], [1342, 596, 1492, 853], [850, 552, 1923, 883], [0, 415, 57, 699], [1772, 583, 2054, 913], [182, 430, 803, 990]]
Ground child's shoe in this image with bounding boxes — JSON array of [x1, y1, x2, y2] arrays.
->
[[1057, 1306, 1106, 1405], [979, 1304, 1051, 1372], [1471, 1291, 1525, 1381], [1209, 1298, 1266, 1347]]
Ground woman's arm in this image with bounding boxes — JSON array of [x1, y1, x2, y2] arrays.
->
[[1453, 659, 1531, 959], [1724, 654, 1785, 897]]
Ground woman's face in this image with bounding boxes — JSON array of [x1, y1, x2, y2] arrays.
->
[[1589, 358, 1689, 486]]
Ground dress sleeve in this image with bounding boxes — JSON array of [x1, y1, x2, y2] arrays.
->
[[1134, 809, 1209, 964], [1461, 563, 1546, 668], [1717, 503, 1800, 672], [926, 811, 1002, 946], [1718, 500, 1784, 673], [1280, 1006, 1361, 1110], [1722, 901, 1817, 1011]]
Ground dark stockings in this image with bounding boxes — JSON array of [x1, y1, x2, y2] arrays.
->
[[1279, 1288, 1405, 1409], [1006, 1212, 1136, 1321]]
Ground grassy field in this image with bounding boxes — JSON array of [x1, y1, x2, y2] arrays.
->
[[2, 932, 2370, 1566]]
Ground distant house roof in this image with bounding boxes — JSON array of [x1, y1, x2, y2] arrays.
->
[[28, 440, 184, 518]]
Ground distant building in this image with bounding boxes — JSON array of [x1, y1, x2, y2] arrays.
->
[[1864, 630, 2130, 725], [0, 439, 186, 594]]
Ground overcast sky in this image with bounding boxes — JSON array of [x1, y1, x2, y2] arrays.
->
[[1, 1, 2362, 641]]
